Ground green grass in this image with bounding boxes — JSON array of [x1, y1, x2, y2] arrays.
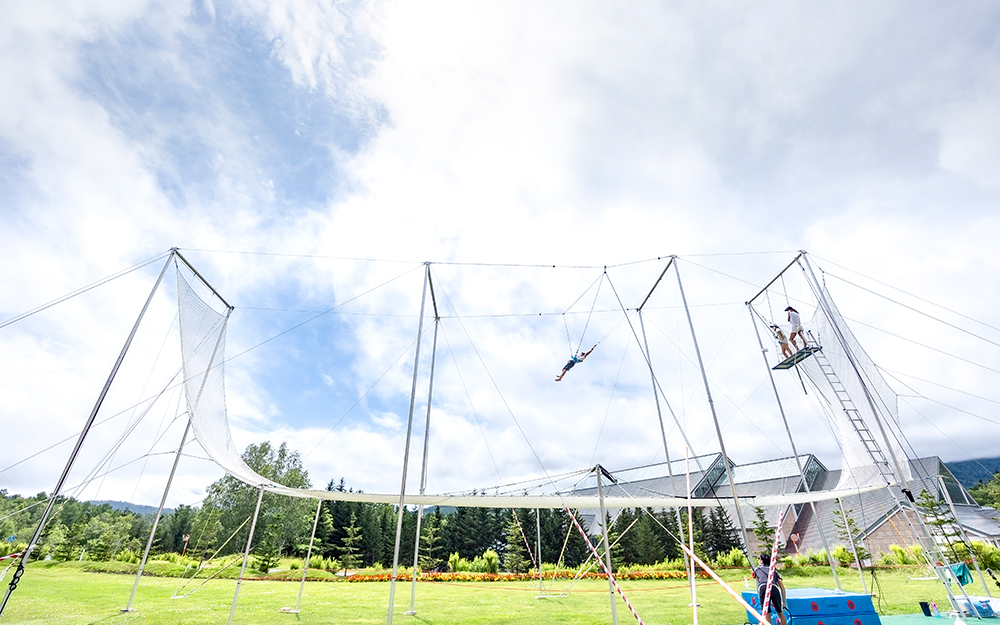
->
[[0, 563, 970, 624]]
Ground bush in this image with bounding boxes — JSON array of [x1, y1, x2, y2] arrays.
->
[[715, 548, 749, 568], [115, 548, 139, 564], [449, 552, 471, 572], [971, 541, 1000, 569], [832, 546, 853, 567], [469, 550, 500, 574], [290, 561, 299, 570]]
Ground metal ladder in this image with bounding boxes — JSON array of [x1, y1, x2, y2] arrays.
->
[[810, 345, 979, 615], [811, 347, 894, 482]]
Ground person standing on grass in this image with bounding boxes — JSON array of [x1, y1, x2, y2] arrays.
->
[[753, 553, 787, 625]]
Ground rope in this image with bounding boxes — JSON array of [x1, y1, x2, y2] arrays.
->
[[576, 273, 604, 354]]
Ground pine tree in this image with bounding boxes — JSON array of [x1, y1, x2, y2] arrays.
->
[[339, 512, 363, 573], [503, 510, 530, 573], [915, 489, 967, 562], [832, 500, 871, 565], [751, 506, 776, 558]]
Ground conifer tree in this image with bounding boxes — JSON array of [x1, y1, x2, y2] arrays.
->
[[503, 510, 530, 573], [339, 512, 363, 573]]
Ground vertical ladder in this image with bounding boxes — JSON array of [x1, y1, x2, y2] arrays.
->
[[812, 348, 894, 484], [810, 346, 978, 615]]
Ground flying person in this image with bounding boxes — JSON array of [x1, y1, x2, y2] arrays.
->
[[555, 346, 595, 382], [771, 325, 794, 359], [785, 306, 807, 351]]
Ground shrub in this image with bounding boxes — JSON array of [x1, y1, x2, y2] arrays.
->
[[115, 548, 139, 564], [832, 546, 853, 567], [715, 548, 749, 568], [449, 552, 471, 572], [971, 541, 1000, 569]]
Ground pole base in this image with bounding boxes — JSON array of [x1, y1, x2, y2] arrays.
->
[[120, 608, 137, 613], [278, 607, 300, 613], [404, 610, 417, 615]]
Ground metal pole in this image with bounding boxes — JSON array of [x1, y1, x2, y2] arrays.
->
[[747, 305, 841, 589], [536, 508, 543, 595], [638, 312, 689, 572], [596, 467, 619, 625], [229, 485, 265, 625], [126, 300, 233, 611], [388, 264, 430, 625], [686, 448, 699, 625], [0, 252, 174, 618], [939, 475, 991, 598], [291, 499, 323, 613], [835, 498, 867, 592], [406, 318, 438, 616], [123, 419, 192, 612], [673, 259, 751, 553]]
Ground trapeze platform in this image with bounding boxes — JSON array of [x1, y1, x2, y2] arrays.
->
[[773, 346, 822, 370]]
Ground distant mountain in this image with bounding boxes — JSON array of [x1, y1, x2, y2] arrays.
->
[[88, 500, 173, 516], [945, 456, 1000, 487]]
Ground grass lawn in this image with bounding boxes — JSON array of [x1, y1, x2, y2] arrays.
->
[[0, 563, 969, 624]]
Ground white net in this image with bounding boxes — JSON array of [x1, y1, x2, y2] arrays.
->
[[178, 269, 890, 508], [797, 286, 911, 490]]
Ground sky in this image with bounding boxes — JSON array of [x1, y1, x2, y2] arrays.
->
[[1, 1, 1000, 510]]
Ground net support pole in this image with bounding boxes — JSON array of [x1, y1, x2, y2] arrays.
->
[[536, 509, 543, 596], [406, 316, 438, 616], [673, 259, 751, 556], [686, 448, 699, 625], [127, 299, 232, 612], [638, 312, 689, 572], [291, 499, 323, 613], [387, 263, 430, 625], [0, 251, 174, 618], [747, 305, 842, 590], [123, 419, 192, 612], [228, 485, 265, 625], [597, 467, 619, 625]]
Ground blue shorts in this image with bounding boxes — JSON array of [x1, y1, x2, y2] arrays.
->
[[564, 360, 576, 370]]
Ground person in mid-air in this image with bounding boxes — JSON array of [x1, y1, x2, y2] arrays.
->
[[771, 325, 794, 359], [785, 306, 807, 351], [753, 553, 788, 625], [555, 346, 595, 381]]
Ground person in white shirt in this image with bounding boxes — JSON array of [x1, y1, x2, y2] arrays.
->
[[785, 307, 807, 351], [771, 325, 794, 359]]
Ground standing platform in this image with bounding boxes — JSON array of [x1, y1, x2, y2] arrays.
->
[[773, 347, 823, 370]]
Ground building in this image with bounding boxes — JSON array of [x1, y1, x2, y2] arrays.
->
[[573, 453, 1000, 559]]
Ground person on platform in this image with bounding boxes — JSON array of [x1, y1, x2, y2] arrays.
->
[[555, 346, 595, 382], [785, 306, 807, 351], [771, 325, 794, 359], [753, 553, 788, 625]]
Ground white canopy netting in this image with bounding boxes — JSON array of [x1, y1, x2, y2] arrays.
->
[[796, 285, 912, 490], [178, 268, 886, 510]]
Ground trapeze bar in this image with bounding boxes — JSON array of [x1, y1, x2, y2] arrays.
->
[[772, 346, 823, 370]]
